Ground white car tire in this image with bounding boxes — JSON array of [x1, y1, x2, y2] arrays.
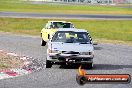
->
[[46, 60, 52, 68]]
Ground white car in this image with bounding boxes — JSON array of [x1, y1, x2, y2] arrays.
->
[[46, 28, 94, 69]]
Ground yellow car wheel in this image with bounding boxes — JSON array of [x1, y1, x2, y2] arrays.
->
[[41, 39, 46, 46]]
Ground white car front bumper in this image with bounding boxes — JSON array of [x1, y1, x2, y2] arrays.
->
[[47, 53, 93, 64]]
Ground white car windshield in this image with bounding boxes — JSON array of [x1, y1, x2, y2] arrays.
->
[[52, 31, 91, 44]]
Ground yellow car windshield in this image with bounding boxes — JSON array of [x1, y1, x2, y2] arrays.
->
[[52, 22, 71, 28]]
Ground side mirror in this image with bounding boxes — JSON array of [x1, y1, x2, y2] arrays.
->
[[93, 41, 98, 45], [71, 24, 75, 28]]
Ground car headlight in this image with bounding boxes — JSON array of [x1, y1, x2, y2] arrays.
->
[[80, 52, 93, 55], [47, 49, 59, 53]]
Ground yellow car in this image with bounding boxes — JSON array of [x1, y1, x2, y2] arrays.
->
[[41, 21, 75, 46]]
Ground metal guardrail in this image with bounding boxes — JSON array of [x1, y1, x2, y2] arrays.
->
[[27, 0, 132, 4]]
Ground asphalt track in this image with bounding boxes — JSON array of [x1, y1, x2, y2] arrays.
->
[[0, 12, 132, 20], [0, 32, 132, 88]]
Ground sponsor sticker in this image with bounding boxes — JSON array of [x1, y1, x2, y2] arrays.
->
[[76, 66, 131, 85]]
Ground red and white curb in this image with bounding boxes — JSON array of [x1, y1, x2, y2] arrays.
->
[[0, 50, 32, 80]]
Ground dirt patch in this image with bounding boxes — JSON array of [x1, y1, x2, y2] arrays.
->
[[0, 51, 24, 70]]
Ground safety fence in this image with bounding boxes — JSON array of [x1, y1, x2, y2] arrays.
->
[[27, 0, 132, 4]]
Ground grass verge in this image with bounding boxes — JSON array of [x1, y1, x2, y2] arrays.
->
[[0, 51, 24, 70], [0, 17, 132, 44], [0, 0, 132, 15]]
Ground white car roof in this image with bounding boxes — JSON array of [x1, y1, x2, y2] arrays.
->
[[57, 28, 87, 32]]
